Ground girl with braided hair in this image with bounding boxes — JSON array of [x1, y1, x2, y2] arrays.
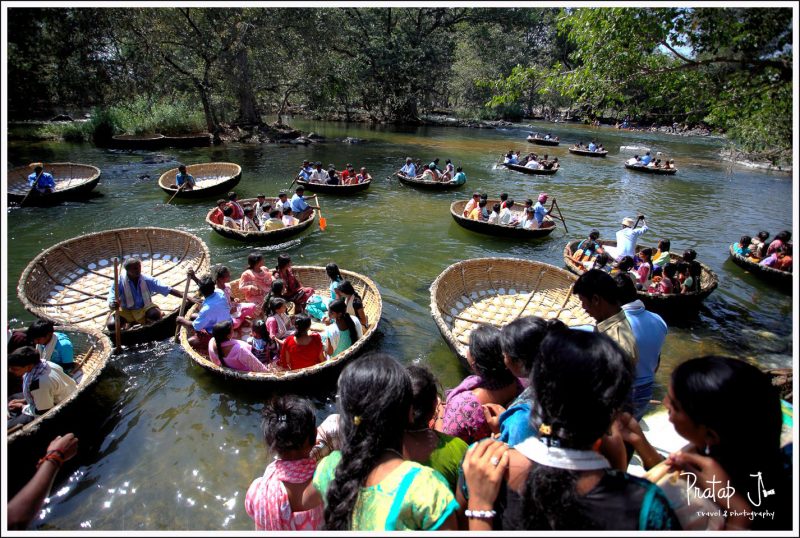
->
[[461, 329, 679, 530], [311, 354, 459, 530]]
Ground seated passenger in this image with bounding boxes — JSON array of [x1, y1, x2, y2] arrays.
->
[[323, 299, 363, 358], [222, 206, 239, 230], [278, 314, 324, 371], [282, 206, 300, 227], [7, 347, 78, 428], [176, 275, 231, 351], [209, 320, 269, 372], [760, 243, 792, 272], [26, 320, 74, 374], [174, 164, 196, 191], [469, 199, 489, 221], [524, 156, 541, 169], [209, 199, 228, 225], [27, 165, 56, 194], [498, 199, 519, 226], [732, 235, 752, 257], [519, 207, 536, 229], [263, 209, 285, 231], [356, 167, 372, 183], [241, 206, 260, 232], [487, 203, 501, 224]]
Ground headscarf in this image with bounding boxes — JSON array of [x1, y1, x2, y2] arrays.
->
[[538, 193, 548, 203]]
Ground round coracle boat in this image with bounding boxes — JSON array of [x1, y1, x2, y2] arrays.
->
[[527, 135, 560, 146], [17, 227, 211, 345], [430, 258, 594, 363], [396, 173, 465, 190], [111, 133, 166, 150], [158, 162, 242, 199], [180, 266, 382, 383], [728, 244, 792, 292], [7, 162, 102, 206], [296, 178, 371, 194], [563, 239, 718, 314], [206, 198, 317, 242], [450, 200, 557, 239], [624, 163, 678, 175], [568, 147, 608, 157], [7, 325, 113, 445], [502, 163, 559, 175]]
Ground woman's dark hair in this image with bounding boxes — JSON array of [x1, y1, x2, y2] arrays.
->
[[614, 273, 638, 305], [468, 324, 515, 386], [8, 346, 42, 368], [640, 247, 653, 259], [492, 203, 501, 213], [657, 238, 671, 252], [251, 319, 268, 339], [774, 230, 791, 242], [328, 298, 358, 346], [588, 229, 600, 240], [406, 364, 439, 429], [282, 206, 292, 215], [262, 395, 316, 453], [276, 253, 292, 270], [247, 252, 263, 270], [324, 354, 412, 530], [211, 320, 233, 361], [507, 199, 515, 208], [293, 313, 312, 335], [267, 297, 287, 316], [336, 280, 359, 301], [500, 193, 508, 201], [573, 268, 619, 305], [663, 262, 678, 279], [757, 231, 769, 241], [326, 263, 343, 283], [222, 206, 233, 217], [739, 235, 752, 247], [262, 279, 285, 313], [478, 199, 487, 208], [269, 209, 281, 218], [593, 252, 610, 268], [211, 264, 230, 282], [520, 330, 632, 529], [682, 249, 697, 262], [500, 316, 566, 377], [616, 256, 635, 272], [26, 319, 55, 340], [670, 356, 787, 529]]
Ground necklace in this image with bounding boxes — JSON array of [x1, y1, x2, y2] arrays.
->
[[384, 448, 404, 459]]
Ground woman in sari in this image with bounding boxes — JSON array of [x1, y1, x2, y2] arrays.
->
[[208, 320, 269, 373], [274, 254, 315, 314], [240, 253, 273, 313]]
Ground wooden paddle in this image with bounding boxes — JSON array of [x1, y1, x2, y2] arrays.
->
[[112, 257, 122, 354], [164, 181, 187, 205], [174, 271, 193, 343], [316, 196, 327, 231], [19, 164, 46, 207], [550, 199, 569, 233]]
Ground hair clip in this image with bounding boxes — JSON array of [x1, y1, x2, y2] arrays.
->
[[538, 423, 552, 436], [353, 416, 362, 426], [277, 414, 287, 423]]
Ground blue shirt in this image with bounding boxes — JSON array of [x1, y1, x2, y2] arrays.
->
[[533, 202, 547, 225], [588, 142, 597, 151], [107, 274, 173, 310], [497, 387, 535, 446], [28, 172, 56, 192], [192, 290, 232, 332], [622, 300, 667, 386], [175, 172, 195, 187], [38, 332, 74, 369], [452, 172, 466, 185], [299, 168, 311, 180], [290, 193, 309, 213], [400, 163, 416, 177], [641, 154, 652, 165]]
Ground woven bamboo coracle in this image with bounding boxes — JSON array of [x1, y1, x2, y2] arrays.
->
[[180, 266, 382, 382], [158, 162, 242, 197], [17, 228, 211, 343], [430, 257, 594, 360], [206, 198, 317, 242], [7, 162, 101, 199], [8, 325, 113, 444], [728, 244, 791, 291]]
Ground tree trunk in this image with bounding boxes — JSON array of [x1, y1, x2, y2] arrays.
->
[[234, 48, 260, 125]]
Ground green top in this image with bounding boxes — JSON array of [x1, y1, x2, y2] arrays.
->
[[423, 431, 469, 491], [452, 171, 467, 185], [313, 450, 459, 531]]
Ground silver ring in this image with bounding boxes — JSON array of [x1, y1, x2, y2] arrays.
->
[[490, 456, 500, 467]]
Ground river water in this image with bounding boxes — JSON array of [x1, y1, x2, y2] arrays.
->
[[4, 118, 795, 530]]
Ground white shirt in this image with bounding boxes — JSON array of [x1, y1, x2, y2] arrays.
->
[[525, 159, 540, 169], [498, 207, 515, 225], [274, 199, 286, 212], [615, 225, 649, 259], [282, 215, 299, 227], [24, 362, 78, 416], [309, 169, 328, 183], [487, 212, 500, 224]]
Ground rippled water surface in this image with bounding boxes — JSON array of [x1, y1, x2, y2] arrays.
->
[[5, 118, 795, 529]]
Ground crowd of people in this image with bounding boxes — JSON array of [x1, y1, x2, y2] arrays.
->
[[732, 230, 793, 272], [461, 191, 556, 230], [399, 157, 467, 185], [208, 187, 320, 232], [571, 217, 707, 295], [528, 131, 560, 142], [625, 151, 676, 170], [572, 140, 605, 152], [241, 307, 792, 530], [297, 160, 372, 186], [174, 255, 368, 373], [502, 150, 560, 170]]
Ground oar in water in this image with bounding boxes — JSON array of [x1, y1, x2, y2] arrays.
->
[[315, 195, 327, 231], [19, 164, 46, 207], [112, 257, 122, 354], [550, 199, 569, 233], [164, 181, 188, 205], [174, 270, 194, 343]]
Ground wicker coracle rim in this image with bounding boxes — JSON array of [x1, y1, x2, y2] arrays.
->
[[112, 133, 166, 140], [180, 266, 383, 381], [205, 203, 317, 238], [449, 200, 557, 229], [430, 257, 590, 358], [562, 239, 719, 301], [7, 324, 113, 443], [7, 162, 101, 184], [16, 227, 211, 333], [297, 178, 372, 187]]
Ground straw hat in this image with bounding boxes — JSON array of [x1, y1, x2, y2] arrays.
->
[[621, 217, 635, 227]]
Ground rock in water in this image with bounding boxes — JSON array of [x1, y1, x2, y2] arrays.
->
[[50, 114, 74, 122], [141, 154, 176, 164]]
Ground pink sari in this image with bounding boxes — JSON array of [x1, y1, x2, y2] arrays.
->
[[208, 339, 268, 372], [245, 458, 323, 531], [240, 268, 273, 306]]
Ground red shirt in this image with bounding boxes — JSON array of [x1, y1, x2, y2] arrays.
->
[[279, 333, 323, 370], [210, 208, 224, 225]]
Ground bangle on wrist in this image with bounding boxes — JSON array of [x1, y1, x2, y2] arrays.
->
[[465, 509, 496, 520], [37, 449, 66, 470]]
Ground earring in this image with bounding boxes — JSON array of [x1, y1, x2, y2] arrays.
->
[[703, 444, 711, 455]]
